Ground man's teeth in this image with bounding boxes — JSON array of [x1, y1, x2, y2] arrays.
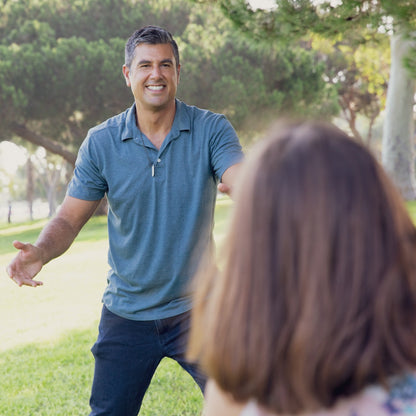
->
[[148, 85, 164, 91]]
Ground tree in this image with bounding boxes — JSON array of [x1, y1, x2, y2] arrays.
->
[[311, 33, 390, 146], [0, 29, 131, 165], [206, 0, 416, 198], [26, 154, 35, 220], [33, 149, 70, 217], [178, 5, 338, 143], [382, 33, 416, 199], [0, 0, 192, 166], [1, 0, 338, 158]]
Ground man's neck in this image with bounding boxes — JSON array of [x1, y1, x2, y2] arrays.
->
[[136, 101, 176, 150]]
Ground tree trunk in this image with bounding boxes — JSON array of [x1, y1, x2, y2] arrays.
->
[[46, 169, 61, 217], [381, 31, 416, 200], [26, 156, 34, 221]]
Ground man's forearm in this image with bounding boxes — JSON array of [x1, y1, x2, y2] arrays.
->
[[35, 216, 81, 265]]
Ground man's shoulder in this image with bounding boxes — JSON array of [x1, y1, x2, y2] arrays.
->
[[88, 105, 133, 139], [179, 100, 225, 120], [177, 100, 230, 133]]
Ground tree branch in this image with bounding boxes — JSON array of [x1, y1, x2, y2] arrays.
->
[[10, 122, 77, 167]]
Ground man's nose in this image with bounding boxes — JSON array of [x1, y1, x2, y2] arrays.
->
[[150, 65, 162, 78]]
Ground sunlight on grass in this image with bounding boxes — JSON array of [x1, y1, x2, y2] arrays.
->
[[0, 217, 110, 351], [0, 241, 108, 351], [0, 201, 232, 351], [0, 216, 108, 256], [0, 219, 49, 235]]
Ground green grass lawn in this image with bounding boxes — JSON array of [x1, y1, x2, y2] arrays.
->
[[406, 200, 416, 222], [0, 196, 233, 416], [0, 328, 203, 415], [2, 197, 414, 415]]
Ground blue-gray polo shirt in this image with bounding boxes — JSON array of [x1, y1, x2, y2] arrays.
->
[[67, 100, 243, 320]]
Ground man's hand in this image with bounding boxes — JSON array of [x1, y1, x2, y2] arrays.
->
[[218, 163, 241, 198], [6, 241, 44, 287], [217, 182, 232, 196], [5, 197, 101, 288]]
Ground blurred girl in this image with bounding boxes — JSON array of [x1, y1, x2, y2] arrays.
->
[[189, 121, 416, 416]]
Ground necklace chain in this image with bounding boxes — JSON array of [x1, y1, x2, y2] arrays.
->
[[141, 135, 158, 177]]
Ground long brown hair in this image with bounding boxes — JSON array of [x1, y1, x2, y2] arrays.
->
[[189, 121, 416, 414]]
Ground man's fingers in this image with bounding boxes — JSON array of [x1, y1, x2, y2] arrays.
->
[[6, 262, 43, 288], [6, 264, 13, 278], [10, 274, 43, 287], [12, 240, 28, 250], [7, 241, 44, 287], [22, 278, 43, 287], [18, 279, 43, 287]]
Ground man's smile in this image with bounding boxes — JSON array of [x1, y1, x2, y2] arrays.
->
[[147, 85, 165, 91]]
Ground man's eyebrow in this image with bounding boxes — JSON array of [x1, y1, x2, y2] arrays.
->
[[137, 59, 174, 65]]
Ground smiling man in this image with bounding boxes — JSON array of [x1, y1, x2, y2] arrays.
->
[[6, 26, 243, 416], [124, 43, 179, 113]]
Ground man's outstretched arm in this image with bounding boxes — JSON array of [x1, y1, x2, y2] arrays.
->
[[6, 196, 101, 287], [217, 163, 241, 198]]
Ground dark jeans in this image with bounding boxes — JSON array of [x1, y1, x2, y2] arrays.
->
[[89, 306, 206, 416]]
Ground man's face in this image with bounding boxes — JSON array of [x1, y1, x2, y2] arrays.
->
[[122, 43, 180, 112]]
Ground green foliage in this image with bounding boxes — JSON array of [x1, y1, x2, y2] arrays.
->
[[202, 0, 416, 145], [1, 0, 339, 156], [214, 0, 416, 42], [0, 0, 191, 43], [310, 33, 390, 142], [0, 34, 130, 148], [179, 6, 338, 134], [0, 0, 192, 152]]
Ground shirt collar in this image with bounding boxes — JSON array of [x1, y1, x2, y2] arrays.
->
[[121, 100, 190, 142], [121, 103, 139, 142]]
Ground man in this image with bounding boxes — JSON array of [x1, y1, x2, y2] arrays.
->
[[6, 26, 242, 415]]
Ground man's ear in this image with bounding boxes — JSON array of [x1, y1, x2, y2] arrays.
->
[[122, 64, 131, 87]]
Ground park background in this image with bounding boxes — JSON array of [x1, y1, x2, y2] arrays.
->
[[2, 0, 416, 414]]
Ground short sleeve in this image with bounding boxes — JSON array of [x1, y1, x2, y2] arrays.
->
[[209, 115, 243, 181], [66, 132, 108, 201]]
